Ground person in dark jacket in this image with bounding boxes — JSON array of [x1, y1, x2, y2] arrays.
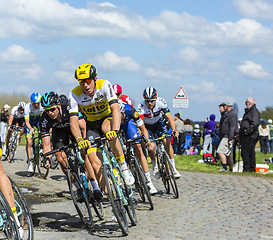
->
[[203, 114, 216, 154], [239, 97, 260, 172], [217, 100, 238, 171]]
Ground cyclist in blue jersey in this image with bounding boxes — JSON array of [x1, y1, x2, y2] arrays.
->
[[24, 93, 44, 175], [118, 100, 157, 194]]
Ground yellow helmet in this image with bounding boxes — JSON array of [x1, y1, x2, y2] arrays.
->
[[74, 64, 97, 80]]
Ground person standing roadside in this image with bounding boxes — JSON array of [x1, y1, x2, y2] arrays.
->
[[258, 121, 269, 154], [0, 104, 10, 146], [217, 101, 238, 171], [239, 97, 260, 172], [268, 119, 273, 153], [203, 114, 216, 154], [173, 113, 184, 155]]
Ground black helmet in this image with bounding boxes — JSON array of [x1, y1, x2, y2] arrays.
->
[[41, 91, 59, 108], [58, 94, 69, 105], [143, 87, 157, 100]]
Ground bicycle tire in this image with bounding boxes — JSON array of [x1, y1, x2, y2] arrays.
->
[[163, 152, 179, 199], [119, 173, 137, 226], [66, 169, 93, 228], [133, 158, 154, 210], [9, 177, 34, 240], [0, 191, 20, 240], [10, 137, 17, 162], [157, 153, 170, 193], [50, 154, 58, 170], [36, 145, 49, 179], [104, 166, 128, 235]]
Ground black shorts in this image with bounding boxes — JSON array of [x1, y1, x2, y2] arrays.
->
[[12, 117, 25, 128], [51, 128, 75, 149]]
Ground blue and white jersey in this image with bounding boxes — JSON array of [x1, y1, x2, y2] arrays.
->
[[24, 102, 43, 123], [137, 97, 170, 125], [11, 106, 25, 119], [123, 104, 143, 127]]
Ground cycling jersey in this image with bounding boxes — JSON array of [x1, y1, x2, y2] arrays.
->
[[69, 79, 118, 122], [137, 97, 170, 125], [121, 94, 133, 107], [25, 102, 44, 125], [120, 104, 144, 140], [11, 106, 25, 119]]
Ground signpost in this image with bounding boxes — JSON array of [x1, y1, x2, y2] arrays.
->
[[172, 86, 189, 110]]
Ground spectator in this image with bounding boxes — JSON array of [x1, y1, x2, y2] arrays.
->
[[268, 119, 273, 153], [211, 122, 220, 161], [258, 121, 269, 154], [192, 124, 202, 154], [183, 119, 193, 150], [173, 113, 185, 155], [0, 104, 10, 145], [239, 97, 260, 172], [217, 101, 238, 171], [203, 114, 216, 154]]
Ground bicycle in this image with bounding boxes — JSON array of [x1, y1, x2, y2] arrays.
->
[[0, 191, 20, 239], [6, 126, 22, 163], [9, 177, 34, 240], [154, 135, 179, 199], [42, 142, 104, 228], [119, 133, 154, 210], [91, 136, 137, 236]]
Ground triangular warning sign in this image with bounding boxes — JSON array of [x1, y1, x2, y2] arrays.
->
[[174, 86, 187, 99]]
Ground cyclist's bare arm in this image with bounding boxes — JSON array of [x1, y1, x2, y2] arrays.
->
[[165, 113, 176, 132], [79, 118, 86, 139], [42, 135, 51, 155], [70, 115, 83, 141], [8, 115, 14, 128], [110, 102, 121, 132]]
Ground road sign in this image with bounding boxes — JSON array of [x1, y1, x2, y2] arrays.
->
[[173, 86, 189, 108]]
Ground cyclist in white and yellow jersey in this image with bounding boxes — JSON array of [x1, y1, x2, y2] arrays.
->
[[69, 64, 134, 188]]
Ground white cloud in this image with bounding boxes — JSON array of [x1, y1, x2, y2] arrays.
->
[[0, 45, 36, 62], [178, 47, 200, 62], [238, 61, 271, 79], [54, 71, 75, 84], [233, 0, 273, 20], [92, 51, 140, 72], [144, 67, 180, 80], [22, 64, 44, 80]]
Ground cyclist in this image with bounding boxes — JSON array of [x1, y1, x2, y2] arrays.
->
[[118, 100, 157, 194], [3, 102, 26, 161], [24, 93, 44, 176], [112, 83, 133, 106], [40, 92, 103, 200], [137, 87, 181, 179], [69, 64, 135, 189], [0, 137, 24, 237]]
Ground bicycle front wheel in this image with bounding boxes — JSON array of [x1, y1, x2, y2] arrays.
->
[[66, 169, 93, 228], [10, 137, 17, 162], [104, 166, 128, 236], [133, 158, 153, 210], [36, 149, 49, 179], [9, 178, 34, 240], [163, 152, 179, 199], [0, 191, 20, 240]]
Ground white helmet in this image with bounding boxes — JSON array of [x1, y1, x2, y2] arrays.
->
[[18, 101, 26, 110]]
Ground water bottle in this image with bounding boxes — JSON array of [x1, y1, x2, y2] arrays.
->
[[80, 172, 89, 190]]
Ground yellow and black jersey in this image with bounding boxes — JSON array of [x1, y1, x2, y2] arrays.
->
[[69, 79, 118, 122]]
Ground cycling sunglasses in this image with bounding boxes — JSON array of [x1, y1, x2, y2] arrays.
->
[[78, 78, 93, 85], [44, 105, 58, 113], [145, 99, 156, 103]]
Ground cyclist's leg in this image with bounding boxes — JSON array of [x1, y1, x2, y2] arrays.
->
[[102, 118, 135, 185]]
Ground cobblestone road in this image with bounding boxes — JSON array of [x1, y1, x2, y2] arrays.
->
[[2, 146, 273, 239]]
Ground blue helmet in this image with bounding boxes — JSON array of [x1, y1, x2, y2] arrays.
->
[[30, 93, 41, 103], [41, 91, 59, 108]]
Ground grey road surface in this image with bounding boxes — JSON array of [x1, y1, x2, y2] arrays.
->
[[2, 146, 273, 240]]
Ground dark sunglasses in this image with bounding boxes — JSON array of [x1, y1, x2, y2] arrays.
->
[[44, 105, 58, 113], [78, 78, 93, 85]]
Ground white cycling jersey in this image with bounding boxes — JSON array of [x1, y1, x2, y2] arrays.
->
[[137, 97, 170, 125], [10, 106, 25, 119], [24, 102, 43, 120]]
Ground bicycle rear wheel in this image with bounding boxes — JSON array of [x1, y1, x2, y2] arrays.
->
[[50, 154, 58, 170], [163, 153, 179, 199], [157, 153, 170, 193], [133, 158, 153, 210], [104, 166, 128, 235], [9, 178, 34, 240], [66, 169, 93, 228], [0, 191, 20, 240]]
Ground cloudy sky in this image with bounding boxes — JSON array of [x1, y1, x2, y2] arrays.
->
[[1, 0, 273, 120]]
